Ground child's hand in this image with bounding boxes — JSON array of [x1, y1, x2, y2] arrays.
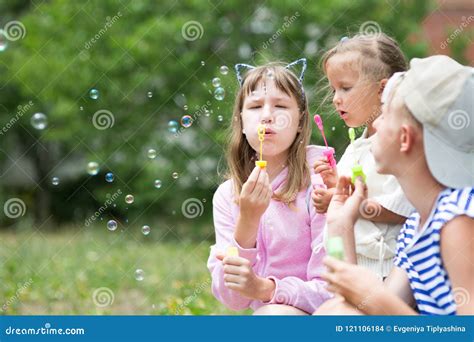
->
[[216, 253, 275, 301], [311, 187, 335, 214], [313, 158, 338, 188], [321, 256, 384, 312], [239, 166, 272, 223], [327, 176, 367, 234]]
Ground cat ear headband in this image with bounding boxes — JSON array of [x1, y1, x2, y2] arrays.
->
[[234, 58, 307, 87]]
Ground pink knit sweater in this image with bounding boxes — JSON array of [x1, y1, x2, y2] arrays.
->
[[207, 145, 332, 314]]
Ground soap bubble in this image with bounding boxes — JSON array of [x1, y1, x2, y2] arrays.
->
[[172, 172, 179, 179], [89, 88, 99, 100], [0, 31, 8, 52], [79, 106, 84, 111], [332, 126, 336, 131], [200, 60, 205, 66], [125, 194, 134, 204], [142, 225, 151, 235], [183, 104, 188, 111], [266, 70, 274, 79], [212, 77, 221, 88], [154, 179, 162, 189], [107, 220, 117, 231], [87, 162, 100, 176], [214, 87, 225, 101], [105, 172, 114, 183], [204, 109, 211, 117], [219, 66, 229, 75], [180, 115, 193, 128], [135, 269, 144, 281], [51, 177, 60, 186], [217, 115, 224, 122], [31, 113, 48, 130], [168, 120, 179, 133], [147, 148, 157, 159], [147, 91, 153, 98]]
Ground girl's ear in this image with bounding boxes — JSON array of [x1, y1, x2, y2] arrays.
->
[[378, 78, 388, 96], [400, 124, 415, 153]]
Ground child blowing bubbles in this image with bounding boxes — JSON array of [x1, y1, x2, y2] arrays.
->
[[313, 34, 414, 278], [207, 60, 332, 315], [317, 55, 473, 315]]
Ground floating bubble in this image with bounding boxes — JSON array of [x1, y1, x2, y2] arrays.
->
[[0, 31, 8, 52], [142, 225, 151, 235], [125, 194, 134, 204], [168, 120, 179, 133], [147, 91, 153, 98], [183, 104, 188, 111], [180, 115, 193, 128], [201, 61, 205, 66], [154, 179, 162, 188], [266, 70, 274, 79], [212, 77, 221, 88], [217, 115, 224, 122], [332, 126, 336, 131], [87, 162, 100, 176], [51, 177, 60, 186], [204, 109, 211, 117], [172, 172, 179, 179], [107, 220, 117, 231], [105, 172, 114, 183], [219, 65, 229, 75], [31, 113, 48, 130], [89, 88, 99, 100], [79, 106, 84, 111], [214, 87, 225, 101], [135, 269, 144, 281], [147, 148, 157, 159]]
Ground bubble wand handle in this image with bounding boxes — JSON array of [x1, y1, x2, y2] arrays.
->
[[255, 124, 267, 168], [314, 115, 336, 168]]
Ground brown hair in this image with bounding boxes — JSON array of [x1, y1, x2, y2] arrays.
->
[[321, 33, 407, 81], [225, 63, 311, 204]]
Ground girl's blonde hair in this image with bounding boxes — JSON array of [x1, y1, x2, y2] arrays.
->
[[321, 33, 407, 81], [225, 63, 311, 204]]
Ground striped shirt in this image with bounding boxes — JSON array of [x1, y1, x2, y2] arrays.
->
[[393, 187, 474, 315]]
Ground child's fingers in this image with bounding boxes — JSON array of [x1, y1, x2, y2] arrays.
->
[[353, 177, 368, 198], [315, 164, 332, 174], [335, 176, 351, 196], [253, 168, 268, 198], [313, 188, 328, 197], [223, 274, 241, 283], [222, 256, 247, 266], [216, 252, 225, 261], [241, 166, 261, 195], [223, 264, 242, 275], [323, 255, 345, 272]]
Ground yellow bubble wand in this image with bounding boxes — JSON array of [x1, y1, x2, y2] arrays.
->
[[255, 124, 267, 169]]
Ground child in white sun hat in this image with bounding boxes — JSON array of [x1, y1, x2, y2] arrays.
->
[[315, 55, 473, 315]]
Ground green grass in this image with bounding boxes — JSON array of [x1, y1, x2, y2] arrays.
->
[[0, 226, 249, 315]]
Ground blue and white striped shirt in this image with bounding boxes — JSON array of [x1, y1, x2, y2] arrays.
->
[[393, 187, 473, 315]]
